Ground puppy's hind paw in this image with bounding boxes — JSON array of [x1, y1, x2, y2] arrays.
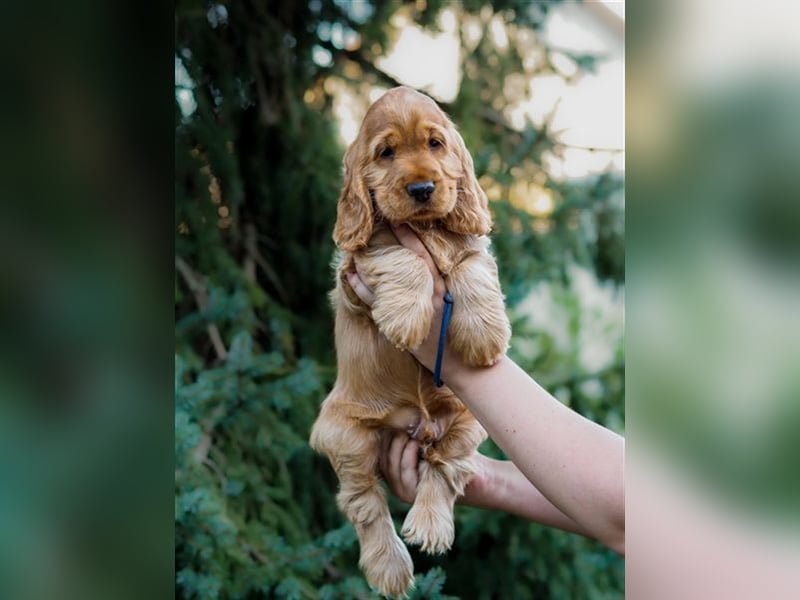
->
[[362, 534, 415, 599], [401, 503, 454, 555]]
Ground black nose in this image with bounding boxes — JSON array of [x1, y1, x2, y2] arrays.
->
[[406, 181, 435, 203]]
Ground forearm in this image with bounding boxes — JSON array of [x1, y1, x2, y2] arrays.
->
[[459, 456, 590, 537], [448, 356, 625, 554]]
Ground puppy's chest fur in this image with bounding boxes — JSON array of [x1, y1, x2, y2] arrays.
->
[[403, 223, 485, 276]]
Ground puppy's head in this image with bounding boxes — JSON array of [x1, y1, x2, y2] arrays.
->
[[333, 86, 491, 251]]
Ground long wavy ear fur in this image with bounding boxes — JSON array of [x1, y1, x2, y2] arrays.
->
[[444, 127, 492, 236], [333, 142, 374, 251]]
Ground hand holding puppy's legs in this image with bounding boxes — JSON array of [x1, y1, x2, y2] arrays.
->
[[401, 411, 486, 554]]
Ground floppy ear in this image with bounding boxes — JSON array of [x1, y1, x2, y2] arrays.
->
[[443, 127, 492, 236], [332, 141, 374, 251]]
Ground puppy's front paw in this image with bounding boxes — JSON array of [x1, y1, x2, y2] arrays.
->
[[401, 502, 454, 555], [372, 299, 432, 351], [450, 312, 510, 367], [361, 534, 415, 599]]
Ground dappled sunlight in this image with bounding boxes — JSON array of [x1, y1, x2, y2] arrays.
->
[[509, 179, 554, 217], [377, 8, 461, 101], [331, 1, 623, 190]]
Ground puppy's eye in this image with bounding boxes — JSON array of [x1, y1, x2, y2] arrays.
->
[[429, 138, 442, 150], [379, 147, 394, 159]]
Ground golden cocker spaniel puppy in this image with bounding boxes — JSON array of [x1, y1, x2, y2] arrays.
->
[[310, 87, 511, 598]]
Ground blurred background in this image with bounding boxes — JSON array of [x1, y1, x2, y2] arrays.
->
[[627, 1, 800, 597], [175, 1, 624, 598]]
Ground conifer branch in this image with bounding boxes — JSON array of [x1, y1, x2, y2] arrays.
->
[[175, 256, 228, 361]]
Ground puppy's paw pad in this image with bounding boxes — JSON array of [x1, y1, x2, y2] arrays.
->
[[401, 505, 454, 555]]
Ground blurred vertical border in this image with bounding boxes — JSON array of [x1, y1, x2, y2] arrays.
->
[[0, 0, 174, 598], [627, 0, 800, 597]]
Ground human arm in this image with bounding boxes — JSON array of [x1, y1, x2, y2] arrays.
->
[[349, 224, 625, 554], [446, 357, 625, 554]]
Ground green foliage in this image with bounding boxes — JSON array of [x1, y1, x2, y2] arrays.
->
[[176, 1, 624, 598]]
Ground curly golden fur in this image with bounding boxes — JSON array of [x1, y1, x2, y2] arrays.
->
[[310, 87, 511, 598]]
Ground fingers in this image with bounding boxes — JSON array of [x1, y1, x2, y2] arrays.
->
[[397, 437, 421, 503], [346, 271, 376, 306], [380, 432, 420, 505]]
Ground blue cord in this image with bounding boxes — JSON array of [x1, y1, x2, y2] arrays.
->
[[433, 291, 454, 387]]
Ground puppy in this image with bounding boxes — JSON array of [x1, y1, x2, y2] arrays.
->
[[310, 87, 510, 598]]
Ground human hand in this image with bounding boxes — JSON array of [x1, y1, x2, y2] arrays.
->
[[379, 432, 421, 505], [379, 430, 495, 506], [346, 224, 454, 373]]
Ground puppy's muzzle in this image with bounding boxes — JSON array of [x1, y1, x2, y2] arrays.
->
[[406, 181, 435, 203]]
